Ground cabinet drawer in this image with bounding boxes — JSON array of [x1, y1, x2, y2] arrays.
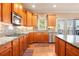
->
[[66, 43, 79, 56], [0, 42, 11, 52]]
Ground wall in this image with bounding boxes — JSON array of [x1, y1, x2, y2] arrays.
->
[[56, 13, 79, 18]]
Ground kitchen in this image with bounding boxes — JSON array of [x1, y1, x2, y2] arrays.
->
[[0, 3, 79, 56]]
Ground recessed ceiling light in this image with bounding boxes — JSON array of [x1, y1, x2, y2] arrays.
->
[[20, 5, 22, 9], [32, 4, 36, 8], [53, 5, 56, 8]]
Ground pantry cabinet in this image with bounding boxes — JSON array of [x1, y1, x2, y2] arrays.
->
[[0, 42, 12, 56], [2, 3, 11, 23], [0, 3, 1, 21], [48, 15, 56, 26]]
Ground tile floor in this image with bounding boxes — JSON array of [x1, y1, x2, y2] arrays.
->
[[23, 43, 56, 56]]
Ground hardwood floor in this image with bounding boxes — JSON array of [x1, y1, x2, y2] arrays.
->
[[23, 43, 56, 56]]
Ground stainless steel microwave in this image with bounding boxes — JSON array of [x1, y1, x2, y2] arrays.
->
[[12, 12, 22, 26]]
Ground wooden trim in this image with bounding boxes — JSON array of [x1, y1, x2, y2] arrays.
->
[[1, 3, 3, 22], [11, 3, 12, 23]]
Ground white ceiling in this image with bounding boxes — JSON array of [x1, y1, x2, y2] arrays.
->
[[23, 3, 79, 13]]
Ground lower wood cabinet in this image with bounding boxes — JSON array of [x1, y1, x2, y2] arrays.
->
[[33, 32, 49, 43], [66, 43, 79, 56], [19, 36, 25, 56], [0, 42, 12, 56], [58, 39, 65, 56], [55, 36, 79, 56], [55, 36, 59, 55], [12, 39, 20, 56], [0, 48, 12, 56]]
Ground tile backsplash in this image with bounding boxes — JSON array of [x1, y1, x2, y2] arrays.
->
[[0, 22, 14, 37], [0, 22, 30, 37]]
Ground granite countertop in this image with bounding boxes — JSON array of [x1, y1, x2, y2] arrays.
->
[[0, 30, 54, 46], [56, 34, 79, 48], [0, 32, 29, 46], [0, 37, 17, 46]]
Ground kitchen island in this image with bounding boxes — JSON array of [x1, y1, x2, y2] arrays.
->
[[55, 35, 79, 56]]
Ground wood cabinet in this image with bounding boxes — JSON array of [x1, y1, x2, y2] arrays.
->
[[2, 3, 11, 23], [12, 3, 27, 26], [55, 36, 66, 56], [32, 15, 38, 28], [21, 10, 27, 26], [19, 36, 25, 55], [12, 3, 22, 15], [33, 32, 41, 43], [41, 32, 49, 43], [28, 32, 34, 43], [59, 39, 66, 56], [66, 43, 79, 56], [33, 32, 48, 43], [12, 39, 20, 56], [55, 36, 59, 55], [0, 3, 1, 21], [55, 36, 79, 56], [26, 11, 33, 26], [23, 35, 28, 51], [48, 15, 56, 26], [0, 42, 12, 56]]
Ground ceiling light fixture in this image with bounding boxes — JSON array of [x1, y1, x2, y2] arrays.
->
[[53, 5, 56, 8], [20, 5, 22, 9], [32, 4, 36, 8]]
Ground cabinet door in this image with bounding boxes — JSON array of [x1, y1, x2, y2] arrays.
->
[[26, 11, 32, 26], [0, 3, 1, 21], [0, 48, 12, 56], [12, 3, 22, 15], [55, 36, 59, 56], [41, 32, 48, 43], [66, 43, 79, 56], [29, 33, 34, 43], [2, 3, 11, 23], [59, 39, 66, 56], [12, 39, 20, 56], [32, 15, 37, 28], [48, 15, 56, 26], [19, 36, 25, 55], [22, 10, 27, 26]]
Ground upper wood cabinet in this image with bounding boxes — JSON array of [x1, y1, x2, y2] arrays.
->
[[12, 3, 27, 26], [2, 3, 11, 23], [48, 15, 56, 26], [32, 15, 38, 28], [26, 11, 32, 26], [12, 3, 22, 15], [0, 3, 1, 22], [21, 10, 27, 26]]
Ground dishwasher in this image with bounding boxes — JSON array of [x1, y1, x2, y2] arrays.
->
[[48, 30, 55, 43]]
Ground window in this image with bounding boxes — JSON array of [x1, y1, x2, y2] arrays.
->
[[38, 15, 47, 30]]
